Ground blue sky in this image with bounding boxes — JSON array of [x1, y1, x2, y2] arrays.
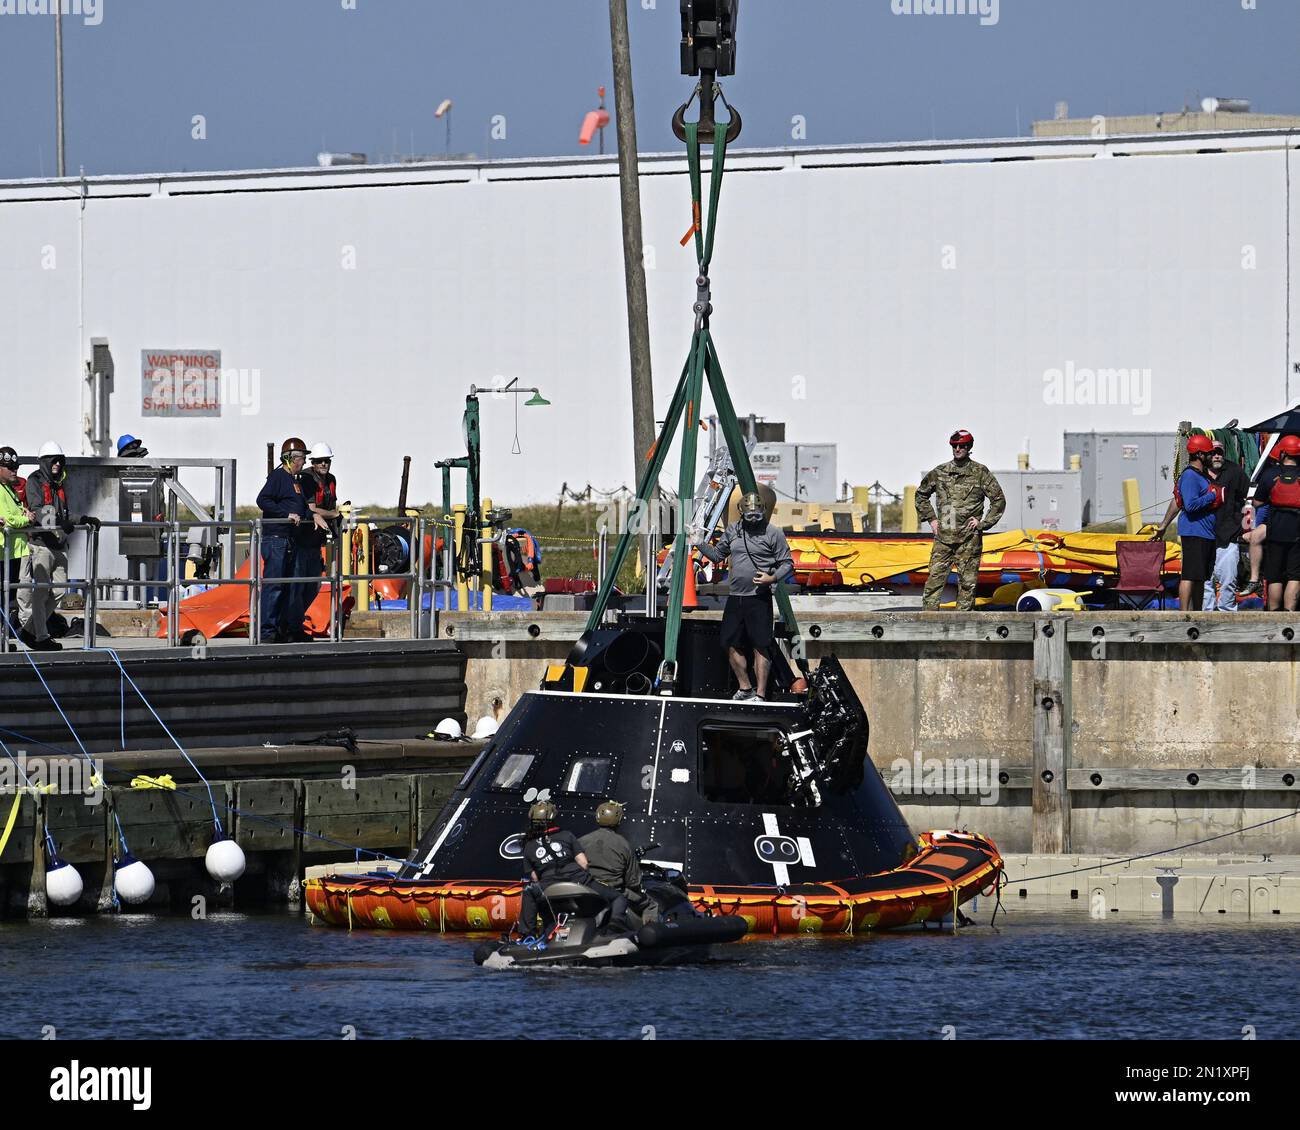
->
[[0, 0, 1297, 178]]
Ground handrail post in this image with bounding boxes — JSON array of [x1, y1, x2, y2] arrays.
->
[[166, 500, 180, 649], [412, 516, 426, 639], [250, 519, 263, 645], [331, 528, 342, 643], [1, 537, 11, 650], [83, 524, 100, 650]]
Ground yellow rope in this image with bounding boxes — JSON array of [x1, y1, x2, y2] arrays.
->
[[0, 791, 22, 861]]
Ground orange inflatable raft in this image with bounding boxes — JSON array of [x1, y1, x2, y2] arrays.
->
[[304, 830, 1003, 935]]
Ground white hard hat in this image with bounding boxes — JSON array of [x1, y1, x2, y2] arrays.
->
[[38, 441, 65, 459], [309, 442, 335, 461], [471, 715, 499, 740], [433, 717, 463, 740]]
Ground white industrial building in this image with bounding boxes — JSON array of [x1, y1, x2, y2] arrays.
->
[[1, 128, 1296, 510]]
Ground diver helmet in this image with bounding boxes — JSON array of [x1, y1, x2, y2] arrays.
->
[[595, 800, 624, 828], [527, 800, 558, 828], [740, 491, 765, 524]]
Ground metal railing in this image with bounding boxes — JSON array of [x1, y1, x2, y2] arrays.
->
[[2, 514, 456, 652]]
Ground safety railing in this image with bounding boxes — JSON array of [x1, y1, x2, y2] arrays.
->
[[1, 514, 457, 652]]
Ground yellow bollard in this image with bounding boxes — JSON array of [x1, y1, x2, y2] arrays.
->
[[453, 505, 468, 611], [852, 485, 870, 508], [480, 496, 494, 613], [901, 486, 919, 534], [1122, 478, 1143, 536]]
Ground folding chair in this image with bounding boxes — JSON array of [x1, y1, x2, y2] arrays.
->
[[1114, 541, 1168, 610]]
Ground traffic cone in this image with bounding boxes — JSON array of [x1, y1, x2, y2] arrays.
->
[[681, 550, 700, 611]]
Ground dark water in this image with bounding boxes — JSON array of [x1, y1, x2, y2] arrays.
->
[[2, 902, 1297, 1040]]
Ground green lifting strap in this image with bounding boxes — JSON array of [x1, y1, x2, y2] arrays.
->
[[579, 108, 806, 685]]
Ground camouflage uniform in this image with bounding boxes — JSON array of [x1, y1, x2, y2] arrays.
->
[[915, 459, 1006, 610]]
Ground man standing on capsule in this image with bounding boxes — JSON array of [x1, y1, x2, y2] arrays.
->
[[915, 430, 1006, 611], [696, 488, 795, 702]]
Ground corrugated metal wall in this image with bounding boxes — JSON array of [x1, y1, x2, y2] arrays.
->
[[1, 132, 1295, 508]]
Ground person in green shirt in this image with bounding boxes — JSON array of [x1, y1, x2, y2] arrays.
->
[[915, 430, 1006, 611], [0, 446, 33, 647]]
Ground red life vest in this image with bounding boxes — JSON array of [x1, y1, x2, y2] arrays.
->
[[13, 477, 27, 507], [40, 479, 66, 507], [1268, 467, 1300, 510], [306, 471, 337, 510]]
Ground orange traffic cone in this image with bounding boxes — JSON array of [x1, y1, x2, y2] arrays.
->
[[681, 550, 700, 611]]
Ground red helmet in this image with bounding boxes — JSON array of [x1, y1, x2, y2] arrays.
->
[[1278, 435, 1300, 458], [949, 429, 974, 448], [1186, 434, 1214, 457]]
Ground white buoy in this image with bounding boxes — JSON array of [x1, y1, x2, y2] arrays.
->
[[114, 856, 156, 905], [206, 837, 246, 883], [46, 859, 84, 907]]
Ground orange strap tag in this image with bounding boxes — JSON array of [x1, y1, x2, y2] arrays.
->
[[679, 200, 702, 246]]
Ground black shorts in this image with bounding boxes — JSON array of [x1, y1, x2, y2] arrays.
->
[[721, 594, 774, 651], [1262, 540, 1300, 583], [1179, 536, 1216, 583]]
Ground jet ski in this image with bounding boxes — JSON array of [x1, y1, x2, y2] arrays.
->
[[473, 853, 747, 969]]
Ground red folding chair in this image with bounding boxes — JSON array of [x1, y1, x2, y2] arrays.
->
[[1114, 541, 1168, 610]]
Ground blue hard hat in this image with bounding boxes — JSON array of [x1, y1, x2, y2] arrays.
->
[[117, 434, 139, 454]]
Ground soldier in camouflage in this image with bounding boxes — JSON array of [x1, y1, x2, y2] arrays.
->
[[915, 430, 1006, 611]]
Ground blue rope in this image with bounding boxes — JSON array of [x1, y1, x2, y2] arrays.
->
[[0, 723, 409, 866], [96, 648, 225, 839]]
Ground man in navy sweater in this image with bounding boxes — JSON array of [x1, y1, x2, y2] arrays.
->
[[255, 437, 324, 642]]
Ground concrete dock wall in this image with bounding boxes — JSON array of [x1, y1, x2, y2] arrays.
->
[[444, 610, 1300, 855]]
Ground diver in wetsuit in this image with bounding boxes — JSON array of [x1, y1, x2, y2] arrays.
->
[[513, 800, 628, 938]]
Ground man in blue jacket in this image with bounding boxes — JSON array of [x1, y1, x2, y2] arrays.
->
[[1175, 435, 1225, 612], [255, 437, 322, 642]]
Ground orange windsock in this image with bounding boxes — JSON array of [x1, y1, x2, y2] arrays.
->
[[579, 109, 611, 145]]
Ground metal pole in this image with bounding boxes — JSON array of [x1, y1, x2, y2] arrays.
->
[[331, 531, 342, 643], [250, 520, 262, 644], [409, 517, 421, 640], [166, 501, 179, 648], [83, 526, 99, 650], [608, 0, 656, 489], [597, 525, 609, 593], [2, 538, 11, 651], [54, 10, 66, 179], [645, 503, 657, 619]]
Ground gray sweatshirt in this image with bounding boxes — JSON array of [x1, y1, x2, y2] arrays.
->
[[697, 520, 795, 597]]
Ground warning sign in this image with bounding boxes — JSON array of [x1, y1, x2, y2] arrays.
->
[[141, 350, 222, 417]]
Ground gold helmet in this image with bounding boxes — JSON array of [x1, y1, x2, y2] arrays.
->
[[595, 800, 624, 828], [527, 800, 557, 828], [740, 491, 765, 522]]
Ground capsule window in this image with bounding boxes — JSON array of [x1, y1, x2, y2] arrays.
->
[[491, 753, 535, 790], [698, 725, 791, 805], [562, 757, 612, 795]]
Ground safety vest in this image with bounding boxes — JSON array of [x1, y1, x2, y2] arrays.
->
[[14, 477, 27, 507], [307, 471, 337, 511], [1269, 467, 1300, 510], [39, 478, 66, 508]]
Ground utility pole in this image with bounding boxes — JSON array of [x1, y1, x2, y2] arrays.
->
[[608, 0, 655, 490], [55, 9, 66, 178]]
